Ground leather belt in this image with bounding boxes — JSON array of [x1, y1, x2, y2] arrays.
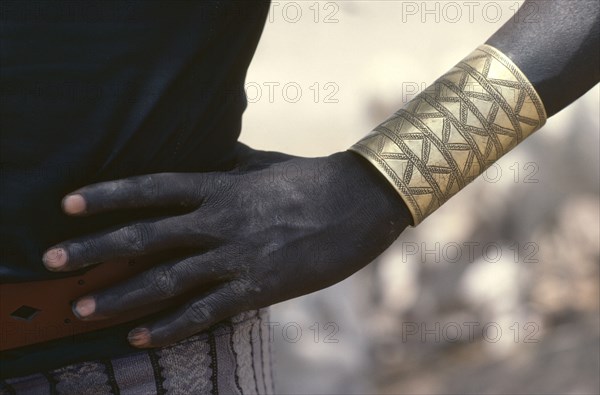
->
[[0, 259, 154, 352]]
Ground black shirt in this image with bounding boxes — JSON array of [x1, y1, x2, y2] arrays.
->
[[1, 0, 269, 376]]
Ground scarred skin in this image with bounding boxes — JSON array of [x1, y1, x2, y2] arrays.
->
[[42, 0, 598, 348]]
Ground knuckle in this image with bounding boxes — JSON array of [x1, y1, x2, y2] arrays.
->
[[137, 174, 159, 201], [203, 174, 232, 200], [148, 266, 179, 299], [228, 279, 260, 308], [228, 278, 251, 296], [185, 301, 213, 324], [120, 223, 153, 253]]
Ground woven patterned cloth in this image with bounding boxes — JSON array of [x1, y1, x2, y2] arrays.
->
[[0, 309, 273, 395]]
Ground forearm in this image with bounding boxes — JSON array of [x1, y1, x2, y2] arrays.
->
[[351, 0, 599, 225], [486, 0, 599, 117]]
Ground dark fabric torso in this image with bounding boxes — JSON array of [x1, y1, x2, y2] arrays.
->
[[1, 0, 269, 281], [0, 0, 270, 376]]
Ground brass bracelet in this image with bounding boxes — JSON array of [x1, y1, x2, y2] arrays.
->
[[350, 44, 547, 226]]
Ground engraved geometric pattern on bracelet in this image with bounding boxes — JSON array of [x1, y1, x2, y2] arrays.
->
[[353, 45, 546, 223]]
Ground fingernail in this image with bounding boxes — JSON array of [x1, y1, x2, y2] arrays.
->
[[128, 328, 151, 347], [73, 296, 96, 319], [63, 194, 86, 215], [42, 248, 67, 269]]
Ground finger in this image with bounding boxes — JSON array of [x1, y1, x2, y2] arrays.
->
[[62, 173, 207, 216], [42, 214, 210, 271], [127, 282, 250, 348], [72, 253, 227, 320]]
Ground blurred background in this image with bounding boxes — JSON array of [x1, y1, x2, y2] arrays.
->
[[240, 1, 599, 394]]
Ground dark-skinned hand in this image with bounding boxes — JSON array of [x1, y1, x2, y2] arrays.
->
[[42, 144, 411, 348]]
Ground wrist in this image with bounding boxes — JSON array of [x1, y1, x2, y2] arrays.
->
[[330, 150, 413, 228], [350, 44, 547, 225]]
